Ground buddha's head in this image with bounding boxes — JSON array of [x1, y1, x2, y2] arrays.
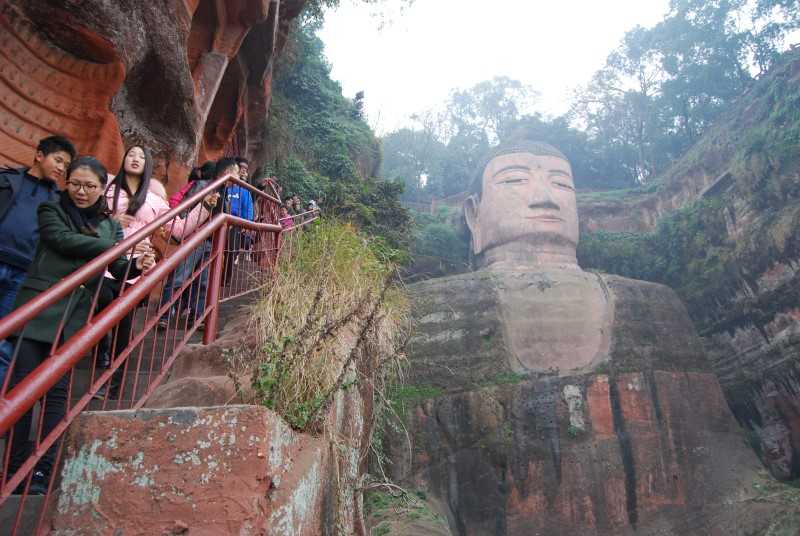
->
[[464, 141, 579, 268]]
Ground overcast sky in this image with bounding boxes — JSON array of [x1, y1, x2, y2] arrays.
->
[[319, 0, 670, 135]]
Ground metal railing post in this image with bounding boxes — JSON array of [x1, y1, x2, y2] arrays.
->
[[203, 222, 227, 344]]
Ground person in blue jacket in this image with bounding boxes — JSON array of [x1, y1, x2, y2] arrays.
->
[[224, 157, 254, 279], [0, 135, 76, 384], [228, 157, 254, 220]]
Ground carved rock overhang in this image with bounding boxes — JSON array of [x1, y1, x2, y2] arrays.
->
[[0, 0, 298, 190]]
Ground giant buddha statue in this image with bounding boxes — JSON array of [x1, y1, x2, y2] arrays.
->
[[387, 141, 777, 535], [463, 141, 611, 374]]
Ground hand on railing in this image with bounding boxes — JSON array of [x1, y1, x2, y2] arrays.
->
[[133, 240, 152, 256], [203, 192, 220, 210], [136, 251, 157, 272], [114, 214, 135, 228]]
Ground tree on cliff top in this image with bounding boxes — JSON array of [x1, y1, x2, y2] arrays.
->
[[384, 0, 800, 197], [262, 20, 410, 262]]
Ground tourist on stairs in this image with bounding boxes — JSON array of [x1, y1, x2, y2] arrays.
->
[[98, 146, 212, 397], [224, 157, 254, 278], [279, 205, 294, 230], [0, 135, 76, 386], [168, 161, 215, 209], [6, 156, 155, 494], [158, 163, 222, 330]]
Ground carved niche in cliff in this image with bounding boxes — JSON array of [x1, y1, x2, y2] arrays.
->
[[0, 0, 301, 188]]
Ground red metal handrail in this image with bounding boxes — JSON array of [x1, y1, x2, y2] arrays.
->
[[0, 174, 297, 531], [0, 174, 277, 340]]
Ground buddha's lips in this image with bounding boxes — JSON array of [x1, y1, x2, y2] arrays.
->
[[525, 215, 564, 222]]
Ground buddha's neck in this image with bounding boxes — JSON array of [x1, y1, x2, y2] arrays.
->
[[479, 242, 581, 272]]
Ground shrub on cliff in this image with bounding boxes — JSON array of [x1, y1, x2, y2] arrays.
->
[[261, 21, 411, 261], [241, 221, 409, 430]]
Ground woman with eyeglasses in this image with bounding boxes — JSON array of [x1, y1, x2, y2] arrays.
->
[[5, 156, 156, 494]]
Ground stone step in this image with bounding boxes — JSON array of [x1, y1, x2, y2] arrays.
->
[[0, 495, 46, 536]]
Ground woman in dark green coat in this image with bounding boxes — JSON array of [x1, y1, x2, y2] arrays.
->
[[6, 156, 155, 494]]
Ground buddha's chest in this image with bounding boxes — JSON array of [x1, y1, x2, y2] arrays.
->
[[491, 270, 613, 374]]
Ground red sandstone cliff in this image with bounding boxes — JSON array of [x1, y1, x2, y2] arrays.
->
[[0, 0, 306, 190], [577, 48, 800, 483], [388, 271, 782, 535]]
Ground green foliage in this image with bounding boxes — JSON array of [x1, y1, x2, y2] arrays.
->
[[381, 128, 448, 201], [248, 221, 408, 430], [387, 383, 443, 421], [567, 424, 583, 438], [381, 1, 799, 202], [264, 21, 410, 260], [410, 207, 470, 265], [571, 0, 799, 184], [365, 488, 447, 530], [579, 183, 800, 333], [578, 198, 736, 320], [578, 51, 800, 335], [488, 371, 527, 386]]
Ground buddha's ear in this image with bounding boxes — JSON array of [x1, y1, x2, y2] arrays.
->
[[464, 194, 483, 254]]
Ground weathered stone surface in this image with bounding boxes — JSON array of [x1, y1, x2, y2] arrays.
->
[[145, 375, 237, 408], [388, 271, 778, 535], [49, 405, 329, 535], [408, 271, 708, 390], [0, 0, 301, 188], [56, 301, 377, 535], [576, 48, 800, 481]]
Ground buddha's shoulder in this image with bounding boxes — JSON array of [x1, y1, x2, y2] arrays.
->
[[594, 272, 687, 309], [408, 270, 497, 294], [408, 271, 499, 321]]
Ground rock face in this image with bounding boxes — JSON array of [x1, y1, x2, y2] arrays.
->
[[0, 0, 305, 187], [576, 47, 800, 481], [577, 48, 800, 236], [387, 271, 776, 535], [50, 405, 330, 535], [48, 302, 376, 534]]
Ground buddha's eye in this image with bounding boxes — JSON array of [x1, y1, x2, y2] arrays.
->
[[552, 181, 575, 191], [499, 177, 528, 185]]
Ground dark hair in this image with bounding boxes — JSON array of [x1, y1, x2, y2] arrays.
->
[[214, 157, 238, 179], [235, 157, 249, 166], [67, 156, 109, 184], [110, 145, 153, 216], [199, 161, 216, 182], [187, 167, 202, 184], [37, 135, 76, 160]]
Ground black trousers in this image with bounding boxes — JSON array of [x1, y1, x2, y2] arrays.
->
[[97, 278, 135, 396], [223, 227, 243, 285], [7, 337, 68, 478]]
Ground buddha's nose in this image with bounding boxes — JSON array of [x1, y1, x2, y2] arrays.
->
[[528, 179, 559, 210]]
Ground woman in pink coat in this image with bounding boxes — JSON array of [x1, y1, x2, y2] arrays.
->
[[106, 147, 210, 244], [97, 146, 213, 397]]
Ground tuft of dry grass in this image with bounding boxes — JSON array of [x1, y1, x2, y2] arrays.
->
[[241, 220, 409, 430]]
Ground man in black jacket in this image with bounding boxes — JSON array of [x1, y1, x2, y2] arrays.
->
[[0, 135, 75, 383], [0, 135, 75, 319]]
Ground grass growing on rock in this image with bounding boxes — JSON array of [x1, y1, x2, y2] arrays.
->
[[241, 220, 409, 430], [365, 488, 448, 534]]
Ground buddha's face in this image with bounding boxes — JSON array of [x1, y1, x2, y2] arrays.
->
[[466, 152, 579, 255]]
